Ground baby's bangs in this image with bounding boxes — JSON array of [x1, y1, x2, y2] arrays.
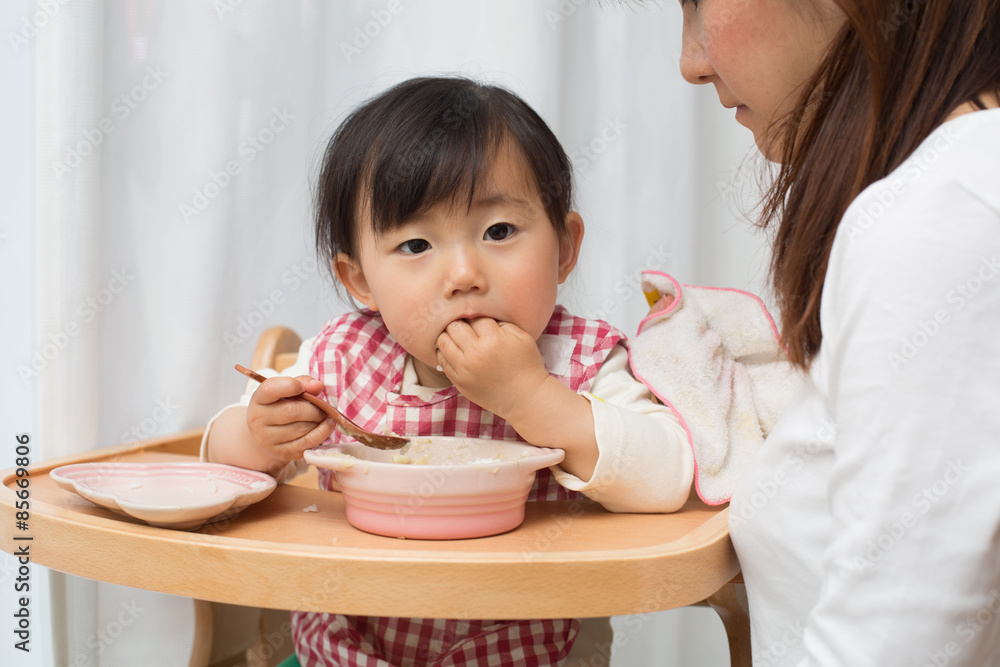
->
[[364, 86, 505, 235]]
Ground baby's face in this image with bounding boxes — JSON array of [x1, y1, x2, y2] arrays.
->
[[340, 144, 576, 387]]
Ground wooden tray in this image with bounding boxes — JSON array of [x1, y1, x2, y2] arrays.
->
[[0, 429, 737, 619]]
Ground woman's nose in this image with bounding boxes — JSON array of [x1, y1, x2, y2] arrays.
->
[[679, 18, 713, 85]]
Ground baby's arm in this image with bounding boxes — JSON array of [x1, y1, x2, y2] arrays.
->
[[437, 320, 693, 512], [203, 337, 335, 479], [554, 344, 693, 513], [436, 317, 600, 480], [205, 375, 335, 478]]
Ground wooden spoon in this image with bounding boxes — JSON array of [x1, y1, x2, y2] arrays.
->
[[234, 364, 410, 451]]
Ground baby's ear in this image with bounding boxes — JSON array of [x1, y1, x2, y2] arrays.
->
[[334, 254, 378, 311], [557, 212, 585, 283]]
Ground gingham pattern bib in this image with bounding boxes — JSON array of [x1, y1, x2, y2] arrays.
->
[[294, 306, 624, 667]]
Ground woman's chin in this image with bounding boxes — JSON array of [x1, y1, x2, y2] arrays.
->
[[752, 132, 784, 164]]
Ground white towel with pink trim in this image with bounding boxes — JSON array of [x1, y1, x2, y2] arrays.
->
[[628, 271, 803, 505]]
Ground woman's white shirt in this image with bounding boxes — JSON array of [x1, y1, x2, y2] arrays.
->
[[730, 108, 1000, 666]]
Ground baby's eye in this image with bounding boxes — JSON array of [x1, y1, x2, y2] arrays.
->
[[484, 223, 515, 242], [398, 238, 430, 255]]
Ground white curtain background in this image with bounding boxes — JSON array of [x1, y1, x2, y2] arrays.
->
[[2, 0, 765, 665]]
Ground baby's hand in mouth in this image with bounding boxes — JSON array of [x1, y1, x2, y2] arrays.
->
[[434, 318, 548, 419]]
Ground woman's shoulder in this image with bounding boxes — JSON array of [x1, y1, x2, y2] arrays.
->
[[820, 110, 1000, 335], [841, 109, 1000, 247], [831, 110, 1000, 272]]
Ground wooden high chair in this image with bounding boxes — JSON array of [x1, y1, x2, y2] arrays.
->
[[0, 326, 748, 667], [189, 327, 308, 667], [189, 327, 750, 667]]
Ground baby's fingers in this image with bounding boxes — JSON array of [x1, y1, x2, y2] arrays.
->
[[248, 393, 327, 436], [289, 417, 337, 453], [252, 375, 311, 405], [293, 375, 326, 397], [435, 347, 454, 377], [649, 294, 675, 314], [265, 418, 336, 461], [436, 330, 466, 369], [440, 320, 476, 351]]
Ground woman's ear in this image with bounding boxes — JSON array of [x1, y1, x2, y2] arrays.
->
[[334, 254, 378, 311], [557, 212, 585, 283]]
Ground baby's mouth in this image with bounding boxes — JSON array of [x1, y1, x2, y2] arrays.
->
[[450, 314, 489, 326]]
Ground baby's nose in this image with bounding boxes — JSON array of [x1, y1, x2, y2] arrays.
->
[[444, 250, 485, 295]]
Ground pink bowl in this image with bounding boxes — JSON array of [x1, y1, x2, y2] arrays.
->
[[303, 437, 564, 539]]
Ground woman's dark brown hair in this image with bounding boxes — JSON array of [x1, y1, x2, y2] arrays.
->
[[762, 0, 1000, 367]]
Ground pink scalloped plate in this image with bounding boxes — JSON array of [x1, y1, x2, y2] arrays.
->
[[303, 436, 565, 540], [49, 462, 277, 531]]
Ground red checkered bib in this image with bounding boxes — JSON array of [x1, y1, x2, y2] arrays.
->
[[293, 306, 624, 667]]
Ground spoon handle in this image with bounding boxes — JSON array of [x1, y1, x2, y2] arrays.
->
[[233, 364, 409, 450]]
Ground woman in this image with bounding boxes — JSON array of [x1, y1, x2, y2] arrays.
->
[[676, 0, 1000, 664]]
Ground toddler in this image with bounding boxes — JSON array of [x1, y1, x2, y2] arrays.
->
[[204, 76, 693, 667]]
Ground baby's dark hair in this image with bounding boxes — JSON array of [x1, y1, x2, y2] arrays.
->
[[315, 76, 573, 264]]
